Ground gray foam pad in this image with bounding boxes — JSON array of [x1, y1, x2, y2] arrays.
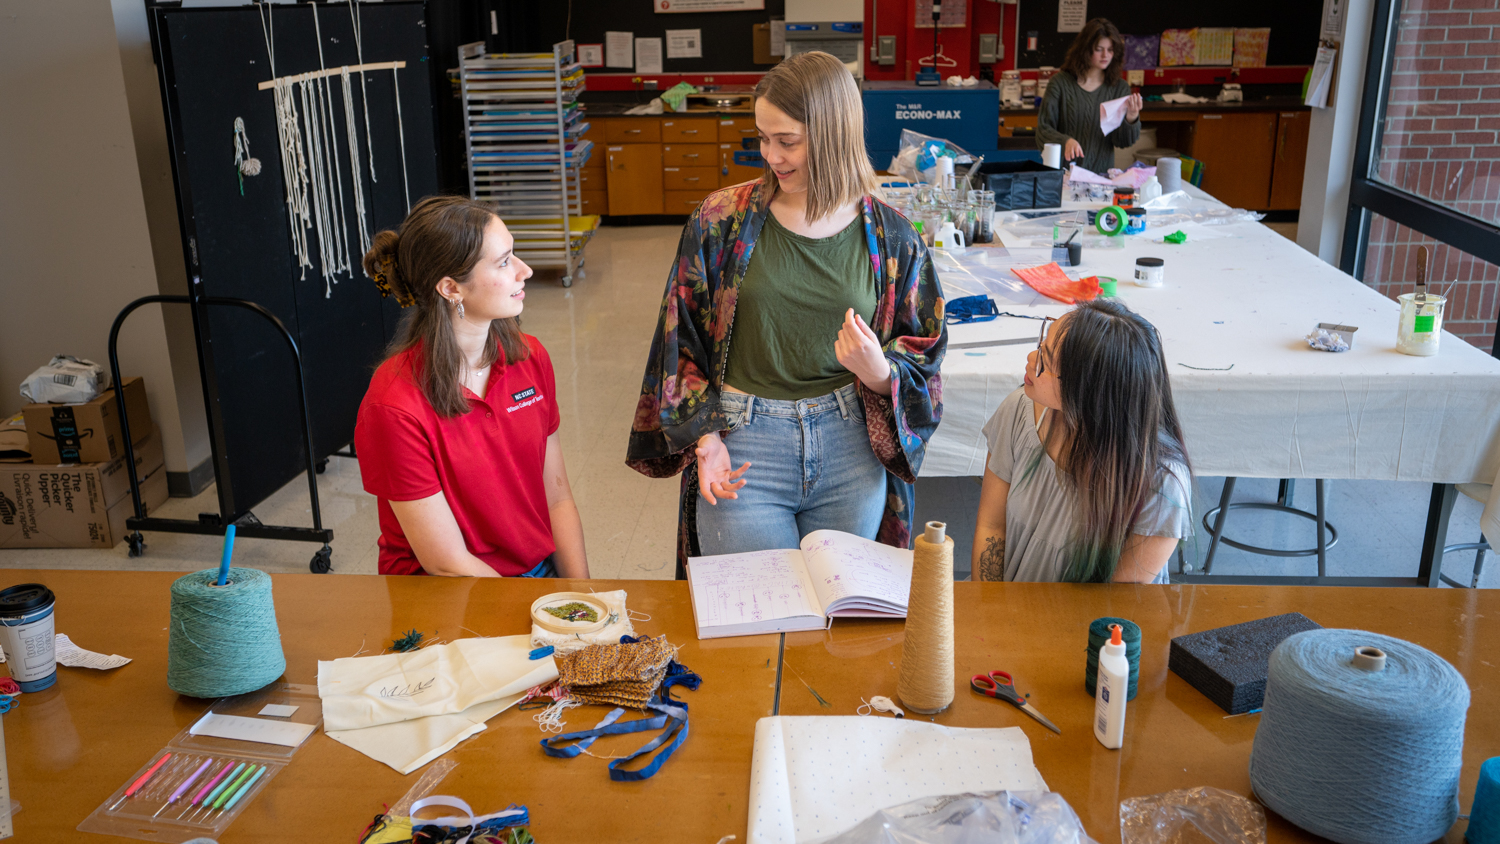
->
[[1168, 612, 1323, 714]]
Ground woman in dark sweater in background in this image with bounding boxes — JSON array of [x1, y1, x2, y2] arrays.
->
[[1037, 18, 1143, 174]]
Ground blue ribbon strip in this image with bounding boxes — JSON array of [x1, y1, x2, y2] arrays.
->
[[539, 635, 702, 781]]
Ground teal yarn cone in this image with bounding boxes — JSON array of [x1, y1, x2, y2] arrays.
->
[[1468, 757, 1500, 844], [1249, 629, 1469, 844], [168, 568, 286, 698], [1085, 617, 1140, 700]]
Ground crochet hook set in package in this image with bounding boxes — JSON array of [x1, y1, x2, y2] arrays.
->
[[78, 683, 322, 843]]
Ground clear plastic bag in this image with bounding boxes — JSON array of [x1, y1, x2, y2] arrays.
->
[[1119, 787, 1266, 844], [810, 791, 1101, 844], [1138, 191, 1265, 227], [890, 129, 984, 186]]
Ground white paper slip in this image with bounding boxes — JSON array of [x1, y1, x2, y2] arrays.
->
[[258, 704, 300, 718], [191, 712, 317, 748], [54, 634, 130, 670]]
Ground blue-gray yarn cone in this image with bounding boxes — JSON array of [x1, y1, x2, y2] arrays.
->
[[1249, 629, 1468, 844]]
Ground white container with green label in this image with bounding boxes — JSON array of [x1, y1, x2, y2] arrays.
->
[[1396, 292, 1446, 356]]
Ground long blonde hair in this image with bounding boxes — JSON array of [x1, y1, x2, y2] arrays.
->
[[754, 51, 882, 222]]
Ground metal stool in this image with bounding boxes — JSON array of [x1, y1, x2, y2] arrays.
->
[[1436, 483, 1490, 588], [1199, 478, 1339, 576]]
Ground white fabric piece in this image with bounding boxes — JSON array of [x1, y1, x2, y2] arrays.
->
[[1160, 92, 1210, 104], [929, 185, 1500, 556], [747, 716, 1044, 844], [1099, 94, 1131, 135], [318, 634, 557, 731], [325, 692, 525, 774], [319, 634, 557, 774], [530, 589, 635, 655]]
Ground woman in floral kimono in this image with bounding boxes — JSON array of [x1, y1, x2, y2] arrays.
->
[[626, 51, 947, 574]]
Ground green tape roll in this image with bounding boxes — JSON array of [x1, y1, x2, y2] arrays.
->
[[1096, 205, 1127, 236]]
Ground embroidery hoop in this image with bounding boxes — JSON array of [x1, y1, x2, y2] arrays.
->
[[530, 592, 611, 636]]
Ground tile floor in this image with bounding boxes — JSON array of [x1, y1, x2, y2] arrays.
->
[[4, 224, 1493, 589]]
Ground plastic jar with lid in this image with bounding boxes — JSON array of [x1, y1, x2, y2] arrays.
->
[[1134, 257, 1165, 287]]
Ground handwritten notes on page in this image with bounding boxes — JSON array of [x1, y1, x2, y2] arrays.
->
[[687, 551, 824, 638]]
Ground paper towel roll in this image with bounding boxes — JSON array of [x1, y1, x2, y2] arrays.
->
[[1157, 157, 1183, 192], [1042, 143, 1061, 169]]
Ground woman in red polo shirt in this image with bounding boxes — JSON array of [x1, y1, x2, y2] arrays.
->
[[354, 196, 589, 578]]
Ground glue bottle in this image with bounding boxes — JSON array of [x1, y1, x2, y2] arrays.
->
[[1093, 623, 1129, 749]]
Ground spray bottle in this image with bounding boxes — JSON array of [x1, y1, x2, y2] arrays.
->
[[1093, 623, 1129, 749]]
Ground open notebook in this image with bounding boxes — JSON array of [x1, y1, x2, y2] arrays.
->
[[685, 529, 912, 640]]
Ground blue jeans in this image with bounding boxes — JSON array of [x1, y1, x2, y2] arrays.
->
[[696, 383, 887, 555], [520, 555, 557, 578]]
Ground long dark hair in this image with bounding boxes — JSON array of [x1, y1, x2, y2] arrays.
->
[[1060, 18, 1125, 86], [363, 196, 528, 418], [1034, 298, 1190, 582]]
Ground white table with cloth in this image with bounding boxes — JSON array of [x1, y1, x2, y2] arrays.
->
[[925, 190, 1500, 583]]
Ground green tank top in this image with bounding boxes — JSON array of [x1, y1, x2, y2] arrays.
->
[[724, 210, 879, 401]]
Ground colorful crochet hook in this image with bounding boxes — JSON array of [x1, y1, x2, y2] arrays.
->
[[188, 762, 246, 821], [153, 757, 214, 818], [108, 752, 172, 810], [176, 759, 236, 819], [218, 765, 266, 814]]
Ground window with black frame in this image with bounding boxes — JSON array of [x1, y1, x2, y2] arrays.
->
[[1341, 0, 1500, 354]]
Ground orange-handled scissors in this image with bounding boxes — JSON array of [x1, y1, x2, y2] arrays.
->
[[970, 671, 1061, 734]]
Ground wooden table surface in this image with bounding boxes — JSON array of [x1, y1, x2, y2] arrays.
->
[[780, 582, 1499, 843], [1, 571, 779, 843]]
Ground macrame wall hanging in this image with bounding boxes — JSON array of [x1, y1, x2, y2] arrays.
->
[[255, 1, 412, 298]]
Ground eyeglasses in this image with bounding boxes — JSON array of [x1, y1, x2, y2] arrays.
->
[[1034, 317, 1056, 377]]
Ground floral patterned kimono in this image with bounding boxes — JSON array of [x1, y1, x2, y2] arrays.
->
[[625, 179, 948, 573]]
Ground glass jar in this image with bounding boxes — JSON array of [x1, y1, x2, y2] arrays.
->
[[1396, 292, 1446, 356], [967, 190, 995, 242]]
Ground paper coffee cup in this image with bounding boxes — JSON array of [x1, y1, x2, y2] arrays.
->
[[0, 583, 58, 692]]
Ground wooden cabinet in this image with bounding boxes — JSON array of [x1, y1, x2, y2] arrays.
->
[[578, 167, 607, 193], [580, 191, 609, 216], [583, 113, 763, 216], [663, 166, 717, 192], [663, 144, 717, 167], [664, 191, 711, 213], [1193, 112, 1277, 210], [604, 119, 660, 144], [1269, 110, 1311, 210], [661, 118, 716, 142], [605, 143, 664, 215], [719, 117, 758, 143], [720, 143, 763, 187]]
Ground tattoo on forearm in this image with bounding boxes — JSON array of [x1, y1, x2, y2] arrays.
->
[[978, 535, 1005, 582]]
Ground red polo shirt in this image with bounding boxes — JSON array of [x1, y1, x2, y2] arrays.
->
[[355, 336, 560, 576]]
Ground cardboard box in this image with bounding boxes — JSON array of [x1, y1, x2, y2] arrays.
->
[[0, 425, 167, 549], [23, 376, 151, 465]]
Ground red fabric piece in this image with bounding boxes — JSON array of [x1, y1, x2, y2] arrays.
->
[[1013, 263, 1102, 304], [355, 336, 561, 576]]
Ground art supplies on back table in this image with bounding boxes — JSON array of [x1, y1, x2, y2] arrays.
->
[[686, 529, 913, 639]]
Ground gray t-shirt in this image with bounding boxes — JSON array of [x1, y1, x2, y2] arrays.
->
[[981, 388, 1192, 583]]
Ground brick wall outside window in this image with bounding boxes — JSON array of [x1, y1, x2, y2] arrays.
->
[[1363, 0, 1500, 353]]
